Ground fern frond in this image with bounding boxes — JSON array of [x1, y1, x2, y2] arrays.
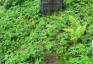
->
[[69, 16, 80, 28], [64, 16, 87, 43]]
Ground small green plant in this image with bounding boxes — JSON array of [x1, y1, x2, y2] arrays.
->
[[64, 16, 87, 43], [87, 25, 93, 36]]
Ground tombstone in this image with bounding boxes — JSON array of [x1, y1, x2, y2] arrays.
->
[[91, 36, 93, 56], [40, 0, 63, 14]]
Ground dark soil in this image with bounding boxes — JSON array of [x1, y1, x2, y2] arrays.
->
[[38, 44, 59, 64], [0, 1, 4, 6], [40, 51, 59, 64], [44, 56, 58, 64]]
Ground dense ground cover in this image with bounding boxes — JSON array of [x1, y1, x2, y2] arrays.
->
[[0, 0, 93, 64]]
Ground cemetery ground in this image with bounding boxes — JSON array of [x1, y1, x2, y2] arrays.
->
[[0, 0, 93, 64]]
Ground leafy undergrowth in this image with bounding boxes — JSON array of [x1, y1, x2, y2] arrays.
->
[[0, 0, 93, 64]]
